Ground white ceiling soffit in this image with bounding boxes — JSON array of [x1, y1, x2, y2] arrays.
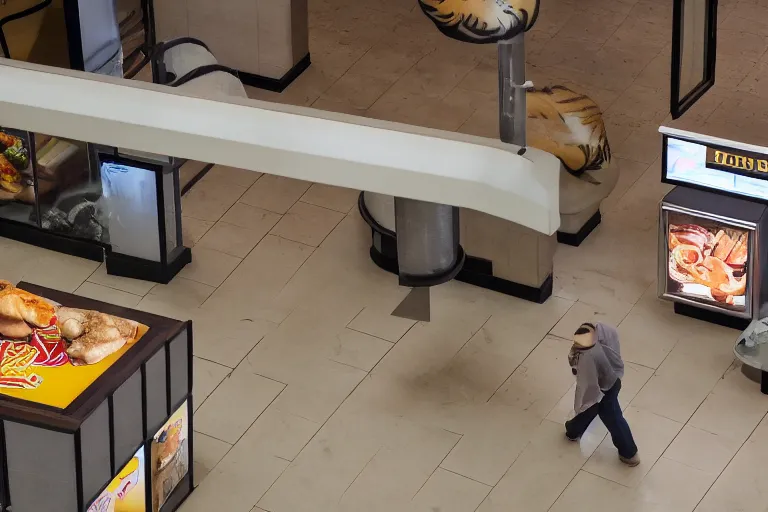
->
[[0, 59, 561, 235]]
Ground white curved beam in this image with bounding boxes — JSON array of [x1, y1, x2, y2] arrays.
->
[[0, 60, 560, 235]]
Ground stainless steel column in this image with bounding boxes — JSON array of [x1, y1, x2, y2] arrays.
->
[[394, 197, 461, 285], [498, 33, 527, 146]]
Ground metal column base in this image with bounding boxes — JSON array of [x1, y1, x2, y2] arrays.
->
[[360, 193, 552, 304]]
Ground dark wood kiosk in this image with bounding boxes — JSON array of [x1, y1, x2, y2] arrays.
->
[[0, 283, 193, 512]]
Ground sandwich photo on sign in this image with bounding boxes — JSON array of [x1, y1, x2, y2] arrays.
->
[[667, 213, 749, 311], [151, 402, 189, 512]]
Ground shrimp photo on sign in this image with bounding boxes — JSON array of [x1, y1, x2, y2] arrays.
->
[[667, 212, 749, 311]]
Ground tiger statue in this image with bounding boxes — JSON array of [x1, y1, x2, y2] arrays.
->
[[526, 85, 611, 182], [418, 0, 539, 43]]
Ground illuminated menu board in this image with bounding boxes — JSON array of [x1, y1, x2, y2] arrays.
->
[[663, 136, 768, 202]]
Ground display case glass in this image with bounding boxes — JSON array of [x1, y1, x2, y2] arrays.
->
[[0, 127, 36, 225], [0, 0, 154, 77], [661, 208, 751, 315], [34, 133, 108, 243], [0, 0, 71, 68]]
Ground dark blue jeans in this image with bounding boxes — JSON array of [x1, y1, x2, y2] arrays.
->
[[565, 379, 638, 459]]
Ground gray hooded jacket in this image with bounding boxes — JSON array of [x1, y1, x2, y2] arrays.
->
[[568, 323, 624, 414]]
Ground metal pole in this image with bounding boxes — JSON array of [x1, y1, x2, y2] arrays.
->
[[498, 33, 527, 147]]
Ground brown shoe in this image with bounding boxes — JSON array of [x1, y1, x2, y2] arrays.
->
[[619, 454, 640, 467]]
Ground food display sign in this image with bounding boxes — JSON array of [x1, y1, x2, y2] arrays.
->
[[0, 128, 33, 202], [666, 212, 749, 311], [665, 136, 768, 202], [151, 402, 189, 512], [88, 447, 147, 512], [706, 147, 768, 176], [0, 281, 147, 409]]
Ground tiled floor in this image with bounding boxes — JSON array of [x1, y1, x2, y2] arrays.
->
[[7, 0, 768, 510]]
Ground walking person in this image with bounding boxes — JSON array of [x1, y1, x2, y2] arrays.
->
[[565, 322, 640, 466]]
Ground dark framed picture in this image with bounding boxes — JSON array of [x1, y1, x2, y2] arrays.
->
[[670, 0, 718, 119]]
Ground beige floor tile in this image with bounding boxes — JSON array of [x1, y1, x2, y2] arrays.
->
[[410, 468, 491, 512], [491, 336, 577, 418], [269, 363, 367, 424], [617, 293, 681, 369], [688, 363, 768, 444], [464, 296, 573, 369], [235, 405, 321, 461], [320, 72, 394, 109], [193, 310, 277, 369], [193, 356, 232, 411], [556, 8, 628, 45], [337, 423, 461, 511], [347, 306, 416, 342], [550, 300, 632, 340], [201, 164, 262, 189], [367, 89, 476, 131], [630, 372, 714, 424], [204, 235, 314, 320], [347, 41, 429, 83], [196, 221, 269, 258], [606, 82, 670, 124], [663, 425, 741, 476], [694, 416, 768, 512], [584, 406, 683, 487], [182, 179, 248, 222], [300, 183, 360, 213], [219, 202, 283, 231], [327, 328, 393, 371], [477, 419, 603, 512], [636, 457, 717, 512], [74, 282, 142, 308], [179, 160, 210, 191], [548, 470, 631, 512], [600, 164, 648, 212], [240, 174, 312, 214], [21, 250, 100, 293], [184, 450, 288, 512], [440, 404, 541, 485], [87, 263, 155, 296], [137, 277, 215, 319], [631, 334, 737, 422], [182, 216, 215, 247], [193, 432, 232, 486], [194, 366, 285, 443], [258, 420, 382, 512], [270, 201, 345, 247], [179, 246, 242, 287]]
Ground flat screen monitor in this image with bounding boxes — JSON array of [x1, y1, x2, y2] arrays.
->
[[662, 134, 768, 203]]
